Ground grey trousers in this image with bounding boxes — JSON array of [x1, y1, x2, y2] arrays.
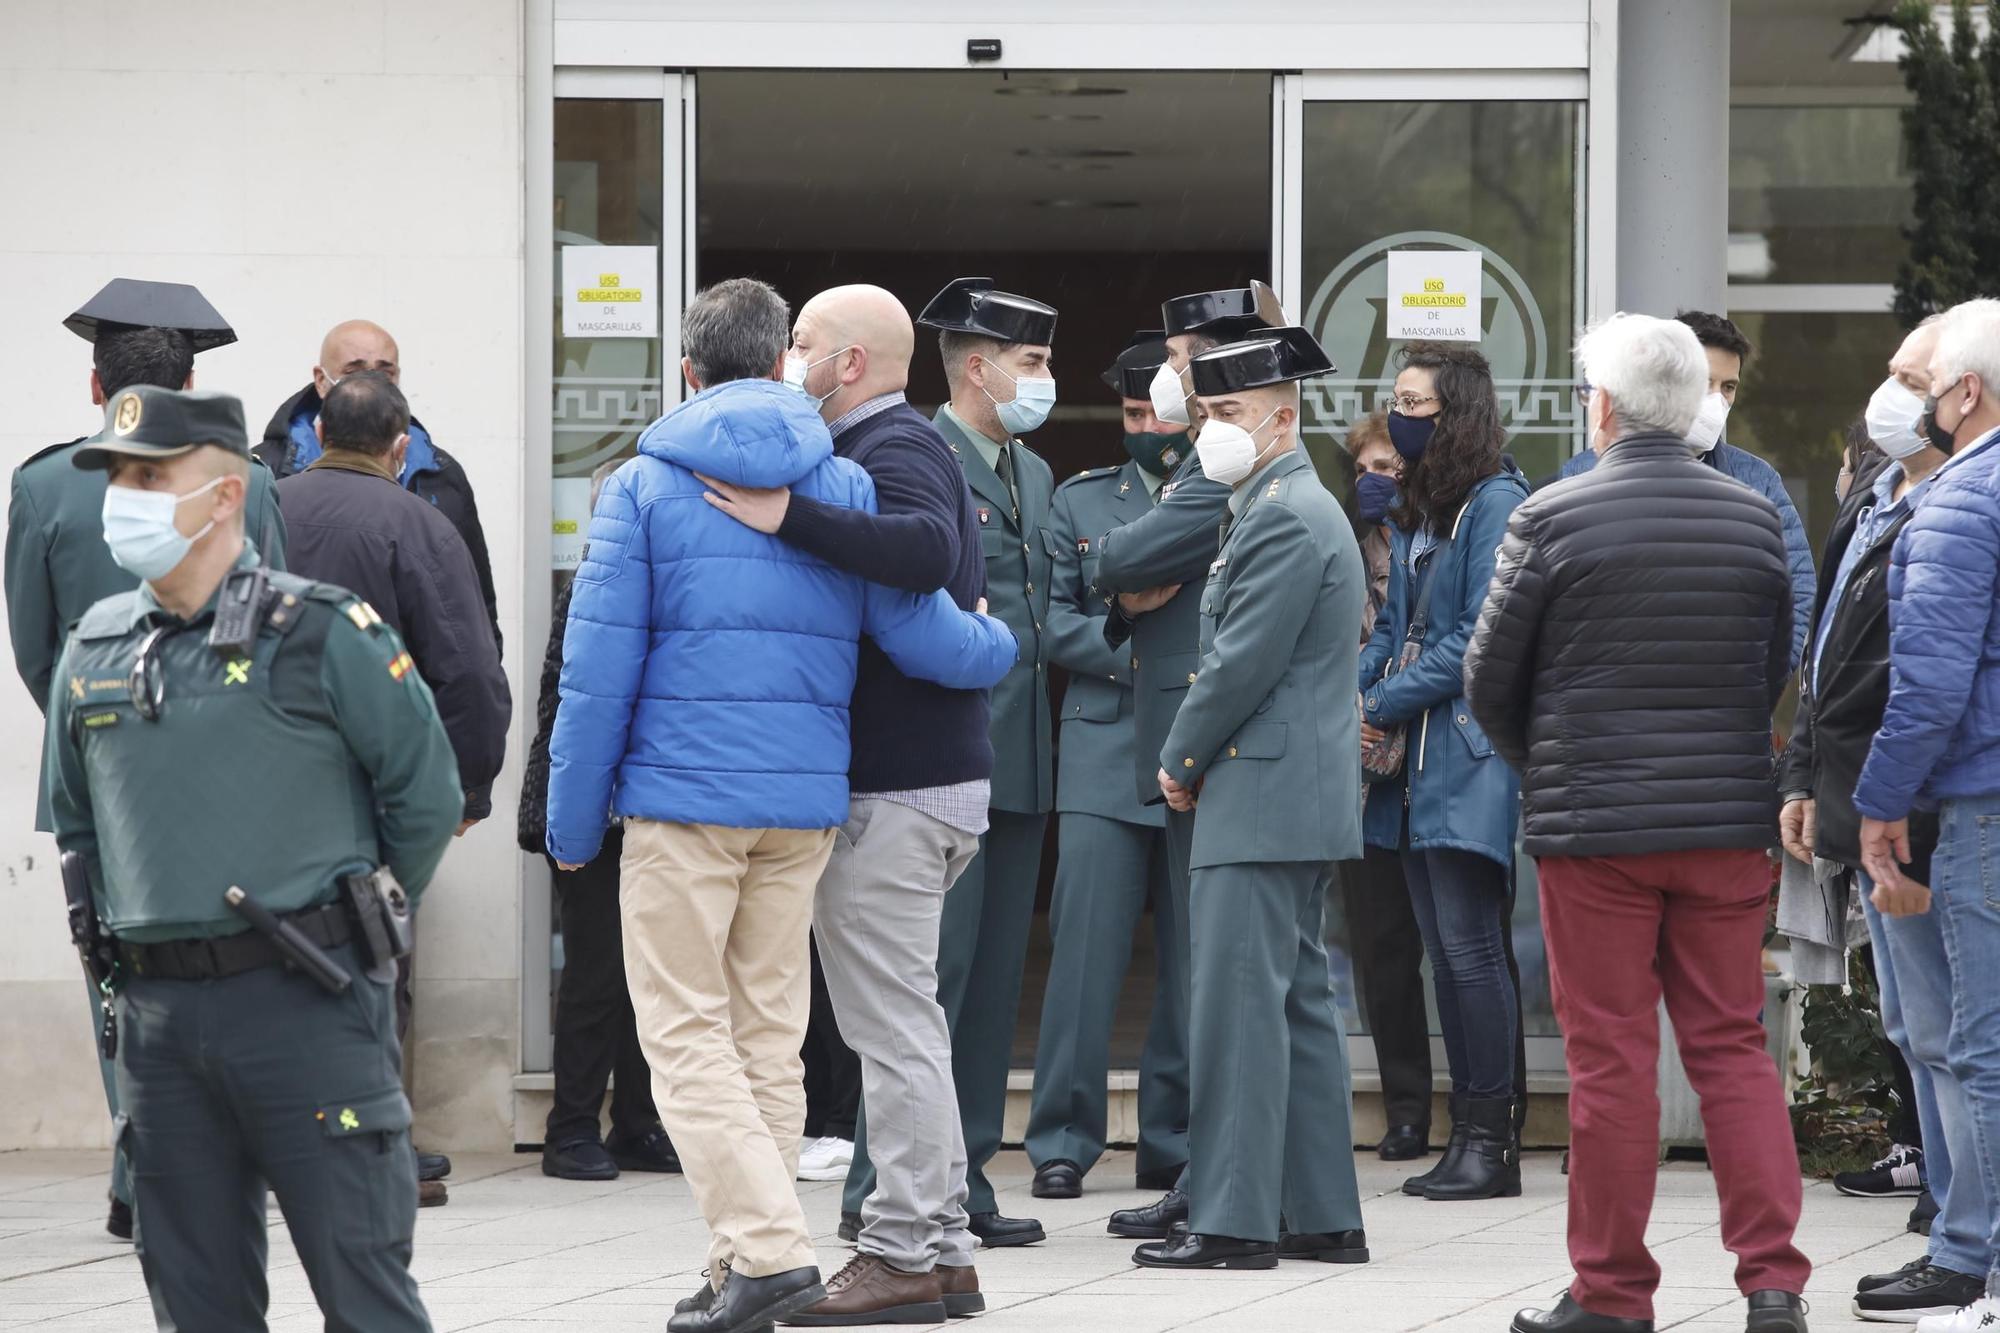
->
[[1187, 860, 1362, 1242], [813, 797, 980, 1272]]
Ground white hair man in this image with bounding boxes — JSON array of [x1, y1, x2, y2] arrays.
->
[[1464, 313, 1808, 1333], [1854, 296, 2000, 1333]]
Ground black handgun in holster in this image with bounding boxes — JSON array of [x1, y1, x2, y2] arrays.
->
[[340, 867, 413, 975], [61, 851, 120, 1058]]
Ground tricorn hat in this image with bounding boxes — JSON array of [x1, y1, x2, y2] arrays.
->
[[917, 277, 1058, 346], [1100, 329, 1170, 398], [64, 278, 237, 352], [1188, 326, 1336, 397], [1160, 279, 1287, 343], [73, 385, 252, 471]]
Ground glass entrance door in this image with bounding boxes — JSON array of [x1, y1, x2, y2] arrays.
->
[[1284, 73, 1591, 1078]]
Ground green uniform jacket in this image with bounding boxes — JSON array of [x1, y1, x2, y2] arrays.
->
[[1048, 458, 1162, 828], [935, 407, 1053, 816], [8, 437, 288, 829], [1163, 451, 1365, 871], [1091, 449, 1232, 808], [45, 546, 462, 942]]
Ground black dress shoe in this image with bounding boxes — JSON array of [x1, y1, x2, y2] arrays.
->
[[1512, 1293, 1655, 1333], [968, 1211, 1045, 1246], [416, 1151, 452, 1181], [106, 1197, 133, 1241], [1377, 1123, 1430, 1161], [1909, 1188, 1939, 1235], [676, 1272, 721, 1316], [1277, 1229, 1369, 1263], [542, 1137, 620, 1181], [669, 1264, 821, 1333], [1108, 1188, 1188, 1239], [1135, 1165, 1183, 1192], [837, 1211, 861, 1243], [1132, 1231, 1278, 1270], [1746, 1290, 1808, 1333], [606, 1123, 681, 1173], [1032, 1160, 1082, 1199]]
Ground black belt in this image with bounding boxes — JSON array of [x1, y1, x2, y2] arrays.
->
[[116, 901, 351, 982]]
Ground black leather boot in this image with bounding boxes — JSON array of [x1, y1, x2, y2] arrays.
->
[[1402, 1092, 1467, 1196], [1423, 1096, 1520, 1200]]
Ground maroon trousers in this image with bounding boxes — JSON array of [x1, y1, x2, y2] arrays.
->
[[1538, 848, 1810, 1320]]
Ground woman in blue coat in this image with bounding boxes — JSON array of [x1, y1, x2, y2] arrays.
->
[[1358, 343, 1529, 1202]]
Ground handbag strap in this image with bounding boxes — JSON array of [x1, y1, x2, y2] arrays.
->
[[1405, 525, 1457, 643]]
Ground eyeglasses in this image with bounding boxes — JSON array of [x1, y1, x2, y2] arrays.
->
[[1391, 392, 1440, 414], [127, 626, 170, 722]]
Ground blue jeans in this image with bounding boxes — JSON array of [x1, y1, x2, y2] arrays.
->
[[1862, 872, 1987, 1278], [1932, 795, 2000, 1289], [1400, 844, 1519, 1102]]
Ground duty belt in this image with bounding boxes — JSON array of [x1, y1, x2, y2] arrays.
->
[[115, 901, 351, 982]]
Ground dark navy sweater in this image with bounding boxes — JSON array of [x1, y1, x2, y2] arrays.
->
[[778, 401, 996, 793]]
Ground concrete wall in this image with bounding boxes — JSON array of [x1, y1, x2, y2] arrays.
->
[[0, 0, 528, 1152]]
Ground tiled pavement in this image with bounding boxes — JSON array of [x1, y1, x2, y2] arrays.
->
[[0, 1148, 1921, 1330]]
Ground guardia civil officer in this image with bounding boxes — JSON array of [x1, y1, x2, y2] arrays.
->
[[895, 276, 1057, 1246], [1090, 284, 1286, 1241], [1135, 326, 1368, 1271], [4, 279, 287, 1240], [1024, 332, 1192, 1200], [44, 385, 462, 1331]]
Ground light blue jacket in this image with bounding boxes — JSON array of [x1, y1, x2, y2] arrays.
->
[[545, 379, 1017, 862]]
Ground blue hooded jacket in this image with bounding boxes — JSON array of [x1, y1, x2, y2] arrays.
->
[[1358, 463, 1529, 868], [1854, 430, 2000, 819], [1559, 440, 1814, 672], [544, 379, 1018, 863]]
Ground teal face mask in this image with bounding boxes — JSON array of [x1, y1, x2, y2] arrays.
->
[[1122, 429, 1189, 479]]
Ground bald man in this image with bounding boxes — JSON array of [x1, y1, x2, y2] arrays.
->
[[703, 284, 997, 1320], [257, 320, 499, 653]]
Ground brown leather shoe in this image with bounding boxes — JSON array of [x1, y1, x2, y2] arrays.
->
[[783, 1254, 946, 1326], [418, 1178, 448, 1208], [937, 1264, 984, 1318]]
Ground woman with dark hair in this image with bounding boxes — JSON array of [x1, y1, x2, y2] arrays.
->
[[1358, 342, 1530, 1201]]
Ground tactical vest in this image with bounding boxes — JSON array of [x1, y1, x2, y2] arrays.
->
[[63, 572, 381, 940]]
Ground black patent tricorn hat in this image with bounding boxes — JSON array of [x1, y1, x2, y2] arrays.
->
[[1188, 326, 1336, 397], [64, 278, 237, 352], [1100, 329, 1169, 398], [916, 277, 1057, 345], [1159, 279, 1287, 342]]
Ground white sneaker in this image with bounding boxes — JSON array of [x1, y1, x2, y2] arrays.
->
[[797, 1136, 855, 1182], [1917, 1295, 2000, 1333]]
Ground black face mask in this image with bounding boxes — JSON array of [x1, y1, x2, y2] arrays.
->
[[1921, 385, 1963, 455]]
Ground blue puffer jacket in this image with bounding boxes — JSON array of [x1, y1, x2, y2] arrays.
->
[[545, 379, 1018, 863], [1359, 463, 1529, 868], [1560, 440, 1813, 672], [1854, 430, 2000, 819]]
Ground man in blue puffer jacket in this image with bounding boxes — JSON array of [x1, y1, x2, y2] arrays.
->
[[1855, 298, 2000, 1333], [545, 279, 1016, 1333], [1554, 311, 1814, 672]]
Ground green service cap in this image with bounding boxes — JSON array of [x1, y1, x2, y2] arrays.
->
[[73, 385, 252, 472]]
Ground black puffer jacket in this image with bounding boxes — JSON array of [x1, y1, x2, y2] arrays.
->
[[1463, 432, 1793, 858], [1777, 449, 1939, 878], [516, 579, 573, 855]]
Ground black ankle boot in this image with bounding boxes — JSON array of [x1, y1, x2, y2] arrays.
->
[[1403, 1092, 1467, 1196], [1423, 1096, 1520, 1201]]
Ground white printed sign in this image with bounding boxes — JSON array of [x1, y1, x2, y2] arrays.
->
[[1385, 249, 1483, 342], [562, 245, 658, 339], [551, 478, 593, 571]]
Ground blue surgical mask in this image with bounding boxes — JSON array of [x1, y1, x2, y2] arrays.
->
[[1354, 470, 1400, 524], [983, 361, 1057, 435], [102, 477, 223, 581], [1386, 410, 1437, 463]]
